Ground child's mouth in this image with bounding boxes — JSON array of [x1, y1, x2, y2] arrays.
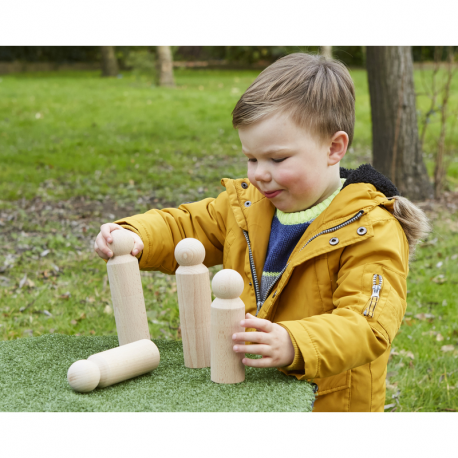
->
[[264, 190, 283, 199]]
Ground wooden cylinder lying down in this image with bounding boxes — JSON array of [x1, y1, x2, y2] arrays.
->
[[67, 339, 160, 392]]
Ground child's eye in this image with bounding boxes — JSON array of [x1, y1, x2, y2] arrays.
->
[[247, 158, 257, 163], [272, 158, 287, 163]]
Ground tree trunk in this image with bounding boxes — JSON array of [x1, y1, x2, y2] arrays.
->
[[100, 46, 119, 77], [366, 46, 433, 200], [157, 46, 175, 87], [320, 46, 332, 59]]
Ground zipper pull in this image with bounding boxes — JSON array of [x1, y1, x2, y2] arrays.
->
[[363, 274, 383, 318], [256, 301, 263, 316]]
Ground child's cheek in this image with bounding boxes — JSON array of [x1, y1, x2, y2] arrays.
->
[[276, 167, 305, 191], [247, 166, 258, 189]]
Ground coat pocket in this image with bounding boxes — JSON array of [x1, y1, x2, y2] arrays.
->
[[313, 369, 351, 396]]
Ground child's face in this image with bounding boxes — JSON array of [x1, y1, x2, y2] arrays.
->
[[238, 111, 347, 213]]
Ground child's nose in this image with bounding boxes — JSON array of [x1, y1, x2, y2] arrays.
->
[[254, 165, 271, 182]]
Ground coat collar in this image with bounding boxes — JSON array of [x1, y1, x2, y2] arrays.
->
[[221, 164, 397, 285], [221, 164, 398, 232]]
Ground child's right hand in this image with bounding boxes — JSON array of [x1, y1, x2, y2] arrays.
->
[[94, 223, 144, 260]]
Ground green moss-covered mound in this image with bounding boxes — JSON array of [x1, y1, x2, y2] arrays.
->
[[0, 335, 315, 412]]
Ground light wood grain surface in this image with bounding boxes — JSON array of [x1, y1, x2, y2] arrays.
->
[[107, 230, 150, 346], [175, 238, 212, 368]]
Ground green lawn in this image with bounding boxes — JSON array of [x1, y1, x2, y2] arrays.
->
[[1, 68, 457, 412], [0, 335, 315, 412]]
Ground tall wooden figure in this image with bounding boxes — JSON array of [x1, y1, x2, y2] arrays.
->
[[107, 229, 150, 346], [211, 269, 245, 384], [174, 238, 211, 368]]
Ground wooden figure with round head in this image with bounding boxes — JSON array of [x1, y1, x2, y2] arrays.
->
[[210, 269, 246, 384], [67, 339, 160, 392], [107, 229, 150, 346], [174, 238, 212, 368]]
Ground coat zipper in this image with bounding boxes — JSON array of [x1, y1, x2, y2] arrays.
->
[[363, 274, 383, 317], [243, 231, 262, 311], [243, 210, 365, 316]]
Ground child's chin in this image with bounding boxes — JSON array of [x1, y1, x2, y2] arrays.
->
[[274, 203, 295, 213]]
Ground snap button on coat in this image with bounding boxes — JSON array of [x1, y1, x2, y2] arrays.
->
[[241, 182, 248, 189], [357, 226, 367, 235], [329, 237, 339, 246], [244, 201, 252, 207]]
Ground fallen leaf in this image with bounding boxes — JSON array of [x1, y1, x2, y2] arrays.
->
[[422, 330, 438, 336], [70, 320, 77, 325], [441, 345, 455, 352], [436, 333, 444, 342], [415, 313, 435, 321], [400, 350, 415, 359], [18, 273, 27, 288], [431, 274, 447, 284]]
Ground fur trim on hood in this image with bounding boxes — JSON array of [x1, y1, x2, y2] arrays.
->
[[340, 163, 431, 260]]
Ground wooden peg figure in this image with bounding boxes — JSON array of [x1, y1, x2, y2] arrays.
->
[[210, 269, 245, 384], [107, 229, 150, 346], [67, 339, 160, 392], [174, 238, 212, 368]]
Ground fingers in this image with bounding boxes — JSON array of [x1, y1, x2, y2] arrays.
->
[[100, 223, 122, 244], [94, 223, 121, 259], [242, 356, 273, 368], [233, 344, 271, 357], [94, 234, 113, 259], [130, 233, 144, 257], [232, 331, 268, 344], [93, 240, 109, 260], [240, 313, 274, 333]]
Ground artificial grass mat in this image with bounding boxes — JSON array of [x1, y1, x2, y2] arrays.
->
[[0, 334, 315, 412]]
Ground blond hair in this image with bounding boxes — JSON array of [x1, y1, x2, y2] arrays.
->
[[232, 53, 356, 146]]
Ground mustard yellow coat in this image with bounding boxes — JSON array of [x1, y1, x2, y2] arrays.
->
[[116, 177, 409, 412]]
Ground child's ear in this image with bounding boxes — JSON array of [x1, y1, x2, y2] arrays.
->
[[328, 131, 349, 166]]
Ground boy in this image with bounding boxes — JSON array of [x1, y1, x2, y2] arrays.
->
[[94, 53, 430, 411]]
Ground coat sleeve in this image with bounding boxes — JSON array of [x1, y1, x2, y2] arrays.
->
[[278, 217, 409, 380], [113, 192, 229, 274]]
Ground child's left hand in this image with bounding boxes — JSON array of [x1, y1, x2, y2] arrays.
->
[[232, 313, 295, 368]]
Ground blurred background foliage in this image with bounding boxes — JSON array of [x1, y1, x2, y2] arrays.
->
[[0, 46, 447, 69]]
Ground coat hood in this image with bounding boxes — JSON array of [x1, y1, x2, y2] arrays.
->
[[340, 164, 399, 197]]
